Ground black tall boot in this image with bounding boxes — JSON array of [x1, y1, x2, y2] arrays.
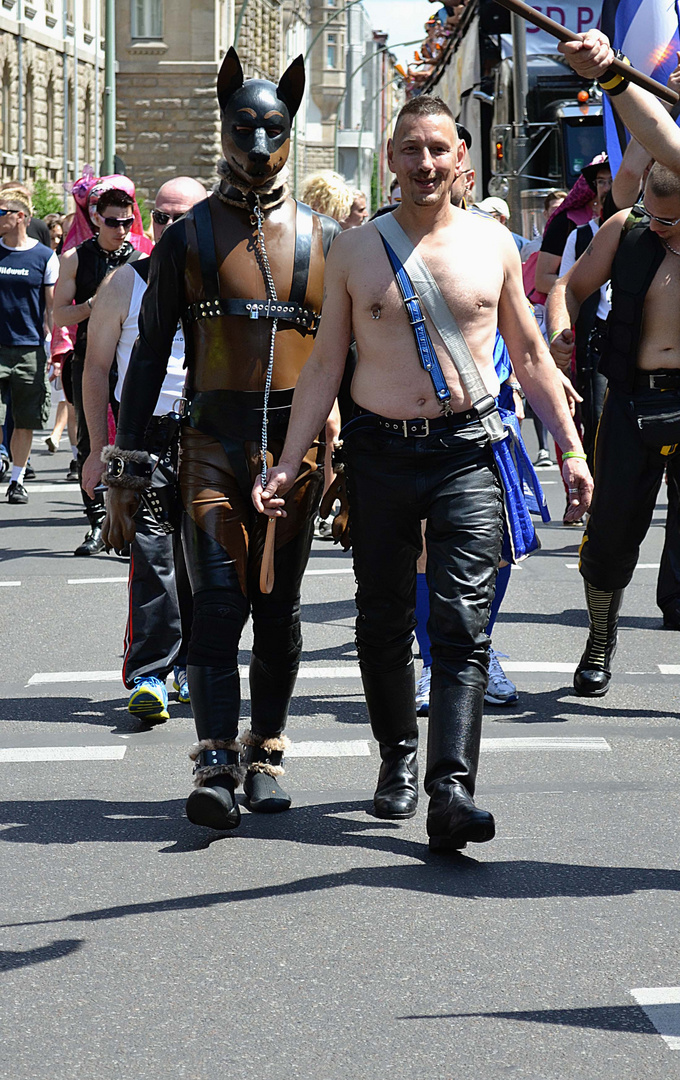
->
[[573, 584, 625, 697], [241, 731, 292, 813], [74, 496, 106, 557], [425, 682, 494, 851], [361, 662, 419, 820], [184, 665, 244, 830]]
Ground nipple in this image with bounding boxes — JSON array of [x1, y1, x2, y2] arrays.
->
[[371, 305, 381, 320]]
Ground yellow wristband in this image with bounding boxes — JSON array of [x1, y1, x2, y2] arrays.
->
[[562, 451, 587, 461], [599, 54, 631, 91]]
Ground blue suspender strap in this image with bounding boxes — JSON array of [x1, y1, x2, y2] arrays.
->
[[379, 235, 452, 412]]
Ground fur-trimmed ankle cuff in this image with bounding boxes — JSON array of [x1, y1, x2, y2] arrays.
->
[[100, 445, 153, 491], [189, 739, 246, 787], [239, 731, 290, 778]]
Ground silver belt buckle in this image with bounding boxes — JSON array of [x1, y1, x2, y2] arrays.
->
[[649, 375, 660, 389], [404, 418, 430, 437]]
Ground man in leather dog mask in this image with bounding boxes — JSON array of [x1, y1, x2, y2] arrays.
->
[[102, 48, 340, 830]]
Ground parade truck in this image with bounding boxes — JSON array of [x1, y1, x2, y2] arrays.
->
[[423, 0, 605, 233]]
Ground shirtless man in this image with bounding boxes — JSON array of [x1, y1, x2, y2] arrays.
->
[[255, 95, 592, 852], [546, 162, 680, 696]]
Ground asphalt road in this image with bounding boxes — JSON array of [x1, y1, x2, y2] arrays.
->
[[2, 427, 680, 1080]]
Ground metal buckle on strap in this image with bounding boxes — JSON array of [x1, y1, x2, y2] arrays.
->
[[649, 374, 680, 390], [403, 418, 430, 437], [473, 394, 497, 419]]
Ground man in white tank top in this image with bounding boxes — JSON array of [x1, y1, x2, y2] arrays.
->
[[82, 177, 207, 723]]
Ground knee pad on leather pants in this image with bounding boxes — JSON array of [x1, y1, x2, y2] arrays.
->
[[187, 587, 249, 667]]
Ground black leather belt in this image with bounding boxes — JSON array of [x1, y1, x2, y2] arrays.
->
[[354, 405, 480, 437], [183, 297, 320, 335], [634, 371, 680, 391]]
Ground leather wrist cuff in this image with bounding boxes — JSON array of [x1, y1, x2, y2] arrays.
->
[[100, 445, 153, 490]]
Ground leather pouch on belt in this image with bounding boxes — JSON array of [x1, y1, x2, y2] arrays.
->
[[633, 400, 680, 451]]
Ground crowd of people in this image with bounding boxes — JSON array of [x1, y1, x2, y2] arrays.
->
[[2, 29, 679, 852]]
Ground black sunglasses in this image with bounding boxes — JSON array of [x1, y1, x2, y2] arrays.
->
[[102, 215, 134, 230], [152, 209, 185, 226], [0, 207, 18, 216]]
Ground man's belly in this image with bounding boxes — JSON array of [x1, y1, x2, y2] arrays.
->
[[350, 362, 501, 419], [637, 345, 680, 371]]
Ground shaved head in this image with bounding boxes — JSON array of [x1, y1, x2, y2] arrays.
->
[[155, 176, 207, 206]]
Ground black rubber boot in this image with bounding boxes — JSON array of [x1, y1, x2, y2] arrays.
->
[[373, 734, 419, 819], [185, 743, 244, 830], [241, 732, 292, 813], [425, 682, 494, 852], [573, 584, 624, 697], [360, 661, 420, 820]]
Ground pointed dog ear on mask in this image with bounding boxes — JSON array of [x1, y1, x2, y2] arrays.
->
[[218, 47, 245, 112], [276, 55, 305, 121]]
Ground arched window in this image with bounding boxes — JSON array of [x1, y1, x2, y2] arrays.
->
[[1, 63, 10, 155], [25, 68, 34, 157], [46, 77, 55, 159]]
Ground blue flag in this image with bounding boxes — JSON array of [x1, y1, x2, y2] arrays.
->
[[601, 0, 680, 174]]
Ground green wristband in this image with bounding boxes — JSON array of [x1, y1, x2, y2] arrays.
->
[[562, 451, 587, 461], [549, 329, 563, 344]]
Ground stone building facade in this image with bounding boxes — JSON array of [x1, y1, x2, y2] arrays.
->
[[114, 0, 286, 203], [0, 0, 104, 200]]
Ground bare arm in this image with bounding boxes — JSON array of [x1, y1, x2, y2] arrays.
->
[[53, 248, 92, 327], [496, 234, 593, 518], [253, 238, 353, 516], [545, 210, 625, 368], [534, 250, 562, 296], [43, 284, 54, 338], [81, 266, 132, 496], [611, 136, 651, 210], [559, 32, 680, 172]]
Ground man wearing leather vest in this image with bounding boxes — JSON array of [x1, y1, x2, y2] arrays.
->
[[102, 49, 340, 831], [53, 188, 140, 556], [547, 162, 680, 697]]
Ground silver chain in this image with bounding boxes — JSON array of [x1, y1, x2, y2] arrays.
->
[[253, 198, 279, 488]]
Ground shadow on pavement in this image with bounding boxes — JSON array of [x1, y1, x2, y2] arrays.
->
[[0, 938, 84, 972], [396, 1005, 658, 1034]]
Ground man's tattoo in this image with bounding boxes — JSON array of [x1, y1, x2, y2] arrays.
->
[[584, 242, 594, 257]]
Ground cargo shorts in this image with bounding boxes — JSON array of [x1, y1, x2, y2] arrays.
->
[[0, 344, 50, 431]]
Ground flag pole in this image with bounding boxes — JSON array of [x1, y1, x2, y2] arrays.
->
[[493, 0, 679, 105]]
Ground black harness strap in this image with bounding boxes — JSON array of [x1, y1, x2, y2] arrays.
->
[[183, 296, 320, 335], [289, 200, 313, 308], [193, 197, 220, 300]]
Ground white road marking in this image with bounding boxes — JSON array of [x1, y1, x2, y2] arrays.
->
[[481, 737, 610, 753], [659, 665, 680, 675], [0, 746, 127, 763], [566, 562, 659, 569], [286, 740, 370, 757], [67, 577, 128, 585], [630, 988, 680, 1049], [28, 670, 122, 685], [20, 483, 81, 493], [0, 581, 21, 587], [305, 568, 354, 576], [502, 662, 576, 673]]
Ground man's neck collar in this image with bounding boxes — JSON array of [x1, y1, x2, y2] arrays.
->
[[95, 235, 130, 257], [214, 159, 289, 212]]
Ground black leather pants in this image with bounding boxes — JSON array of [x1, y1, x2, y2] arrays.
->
[[343, 418, 504, 790], [581, 387, 680, 591]]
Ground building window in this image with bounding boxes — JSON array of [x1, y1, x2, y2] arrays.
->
[[1, 63, 10, 155], [25, 69, 34, 157], [67, 0, 75, 20], [46, 77, 55, 158], [46, 0, 54, 11], [83, 0, 92, 29], [326, 32, 337, 69], [131, 0, 163, 39]]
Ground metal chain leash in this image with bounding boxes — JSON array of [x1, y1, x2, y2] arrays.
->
[[252, 197, 279, 488]]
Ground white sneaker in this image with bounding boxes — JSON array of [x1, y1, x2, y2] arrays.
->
[[485, 649, 518, 706], [534, 448, 553, 468], [416, 665, 431, 716]]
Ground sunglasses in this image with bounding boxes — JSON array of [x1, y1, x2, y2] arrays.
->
[[151, 209, 185, 226], [0, 207, 18, 216], [640, 201, 680, 228], [102, 216, 134, 230]]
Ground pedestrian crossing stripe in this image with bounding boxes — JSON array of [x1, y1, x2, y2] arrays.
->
[[0, 746, 127, 762], [630, 988, 680, 1050]]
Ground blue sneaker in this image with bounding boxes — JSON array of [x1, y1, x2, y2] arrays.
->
[[484, 649, 518, 706], [173, 666, 190, 704], [416, 664, 431, 716], [128, 675, 169, 723]]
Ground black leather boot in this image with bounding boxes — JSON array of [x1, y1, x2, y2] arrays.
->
[[573, 584, 624, 697], [241, 731, 292, 813], [425, 682, 494, 852], [373, 733, 419, 819], [75, 493, 106, 556], [185, 742, 244, 830], [74, 524, 105, 556], [361, 661, 420, 820]]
